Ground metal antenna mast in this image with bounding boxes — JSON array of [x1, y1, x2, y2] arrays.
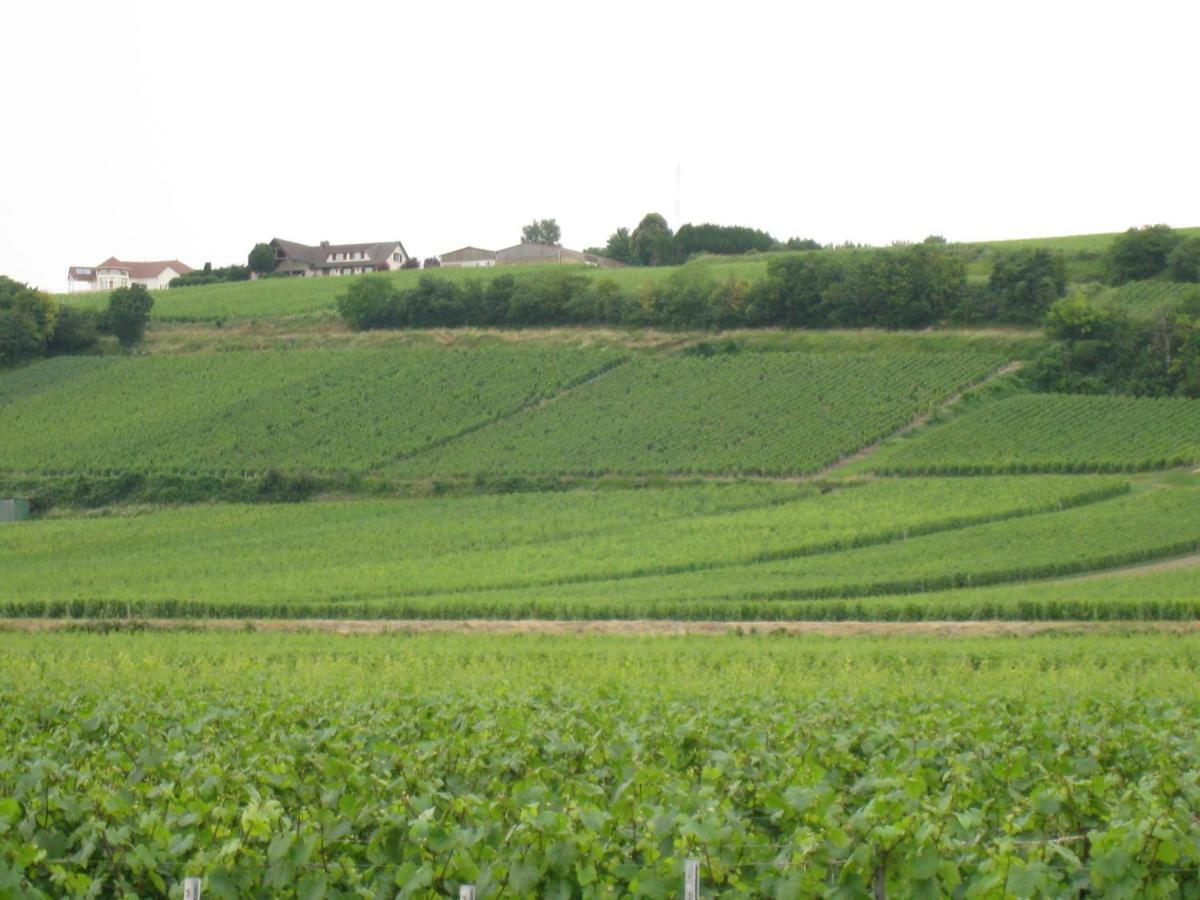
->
[[674, 165, 681, 223]]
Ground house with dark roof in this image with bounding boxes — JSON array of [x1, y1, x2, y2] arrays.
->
[[67, 257, 194, 292], [268, 238, 410, 278]]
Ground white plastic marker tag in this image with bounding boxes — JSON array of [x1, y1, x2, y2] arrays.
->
[[183, 878, 202, 900]]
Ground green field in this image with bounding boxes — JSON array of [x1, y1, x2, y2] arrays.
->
[[1099, 280, 1200, 317], [0, 347, 624, 475], [2, 631, 1198, 897], [10, 475, 1200, 621], [10, 226, 1200, 898], [0, 347, 1003, 479], [870, 393, 1200, 474], [396, 351, 1004, 477]]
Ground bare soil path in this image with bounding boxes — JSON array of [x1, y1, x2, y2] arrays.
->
[[817, 360, 1024, 477], [3, 618, 1197, 637]]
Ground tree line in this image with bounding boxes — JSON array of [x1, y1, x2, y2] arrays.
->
[[337, 240, 1063, 331], [0, 278, 153, 366], [584, 213, 817, 266]]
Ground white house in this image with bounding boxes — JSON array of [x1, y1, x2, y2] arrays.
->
[[268, 238, 410, 277], [67, 257, 194, 292]]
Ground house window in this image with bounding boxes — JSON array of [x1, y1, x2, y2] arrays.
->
[[393, 252, 401, 261], [364, 265, 373, 272]]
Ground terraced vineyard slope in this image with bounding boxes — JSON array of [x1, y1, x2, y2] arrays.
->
[[8, 475, 1195, 621], [398, 351, 1005, 477], [0, 346, 624, 474], [870, 393, 1200, 474]]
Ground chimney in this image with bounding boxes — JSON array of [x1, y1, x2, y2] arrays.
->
[[320, 240, 330, 248]]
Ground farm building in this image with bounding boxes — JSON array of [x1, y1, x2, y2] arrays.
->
[[495, 243, 625, 268], [438, 247, 497, 268], [268, 238, 410, 277], [67, 258, 194, 292]]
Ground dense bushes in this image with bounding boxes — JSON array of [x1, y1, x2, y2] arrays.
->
[[1029, 295, 1200, 397], [105, 284, 155, 347], [592, 215, 816, 266], [673, 223, 776, 258], [0, 276, 59, 365], [745, 242, 967, 329], [338, 243, 968, 332], [1105, 225, 1184, 284], [1, 276, 156, 367], [956, 249, 1069, 324], [171, 263, 250, 288], [1168, 237, 1200, 283]]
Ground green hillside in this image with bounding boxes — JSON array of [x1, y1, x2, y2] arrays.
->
[[967, 225, 1200, 255], [52, 225, 1200, 324], [396, 351, 1004, 477], [0, 346, 624, 474], [869, 394, 1200, 474], [59, 256, 771, 322], [0, 476, 1124, 617], [0, 346, 1001, 479]]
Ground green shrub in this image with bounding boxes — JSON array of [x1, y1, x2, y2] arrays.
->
[[47, 306, 100, 354], [103, 284, 154, 347], [1167, 236, 1200, 283], [1105, 224, 1181, 284]]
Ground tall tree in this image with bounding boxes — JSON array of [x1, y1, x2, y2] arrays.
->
[[631, 213, 674, 267], [248, 243, 277, 274], [521, 218, 561, 246], [602, 227, 633, 263]]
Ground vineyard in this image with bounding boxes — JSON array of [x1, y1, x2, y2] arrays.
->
[[8, 475, 1200, 621], [0, 347, 1004, 481], [869, 393, 1200, 474], [1102, 280, 1200, 317], [1, 631, 1199, 898], [396, 352, 1005, 477], [0, 346, 624, 475]]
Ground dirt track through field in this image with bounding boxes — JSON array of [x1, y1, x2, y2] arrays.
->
[[818, 360, 1024, 476], [3, 619, 1198, 637]]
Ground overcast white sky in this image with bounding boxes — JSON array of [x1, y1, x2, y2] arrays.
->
[[2, 0, 1197, 292]]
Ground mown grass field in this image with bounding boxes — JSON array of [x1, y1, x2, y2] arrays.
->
[[3, 631, 1199, 897], [869, 393, 1200, 474]]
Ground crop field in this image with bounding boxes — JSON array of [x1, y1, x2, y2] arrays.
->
[[397, 351, 1005, 477], [0, 346, 624, 475], [2, 631, 1199, 897], [869, 393, 1200, 474], [9, 475, 1200, 621], [965, 225, 1200, 256], [1100, 280, 1200, 317], [0, 347, 1004, 480], [58, 256, 772, 322]]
